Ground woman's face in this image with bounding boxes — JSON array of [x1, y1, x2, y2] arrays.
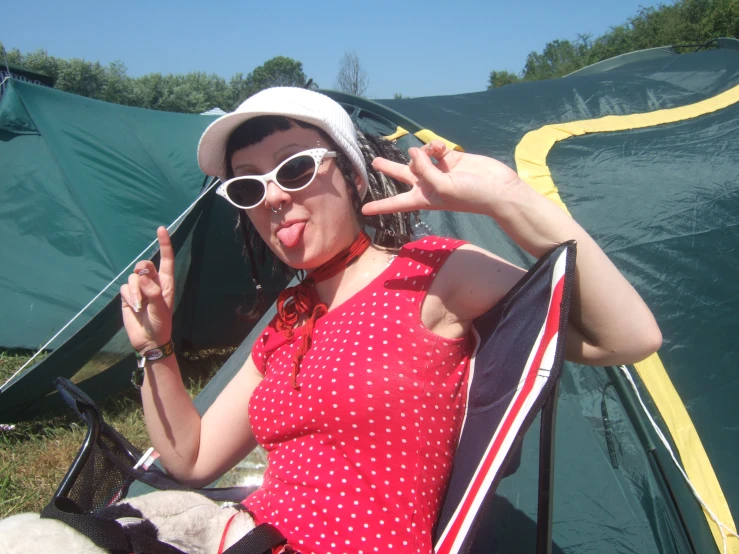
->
[[231, 125, 362, 270]]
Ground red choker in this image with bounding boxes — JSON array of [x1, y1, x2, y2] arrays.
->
[[275, 231, 372, 388]]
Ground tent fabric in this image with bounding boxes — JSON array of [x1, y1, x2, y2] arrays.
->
[[0, 79, 212, 350], [514, 77, 739, 554], [547, 107, 739, 553]]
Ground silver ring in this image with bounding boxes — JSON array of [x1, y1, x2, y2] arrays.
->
[[271, 202, 284, 214]]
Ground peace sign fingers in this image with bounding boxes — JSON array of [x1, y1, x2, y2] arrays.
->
[[362, 148, 451, 216]]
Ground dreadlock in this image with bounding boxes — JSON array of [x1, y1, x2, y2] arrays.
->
[[225, 116, 420, 321], [351, 130, 417, 248]]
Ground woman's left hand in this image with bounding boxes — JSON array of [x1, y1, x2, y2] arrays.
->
[[362, 141, 524, 216]]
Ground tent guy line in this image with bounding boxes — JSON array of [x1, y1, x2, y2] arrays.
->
[[0, 178, 221, 394], [619, 365, 739, 554]]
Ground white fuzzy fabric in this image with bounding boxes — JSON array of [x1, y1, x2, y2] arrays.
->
[[0, 491, 256, 554], [122, 491, 256, 554], [0, 512, 107, 554]]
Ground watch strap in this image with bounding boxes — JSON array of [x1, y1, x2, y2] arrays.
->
[[135, 339, 175, 361], [132, 339, 174, 389]]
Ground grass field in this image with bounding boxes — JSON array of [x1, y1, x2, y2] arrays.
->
[[0, 348, 230, 518]]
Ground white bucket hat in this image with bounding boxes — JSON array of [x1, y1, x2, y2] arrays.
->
[[197, 87, 370, 199]]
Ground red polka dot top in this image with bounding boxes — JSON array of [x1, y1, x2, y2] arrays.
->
[[245, 236, 473, 554]]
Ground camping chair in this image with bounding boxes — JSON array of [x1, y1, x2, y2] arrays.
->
[[40, 378, 285, 554], [43, 242, 575, 554]]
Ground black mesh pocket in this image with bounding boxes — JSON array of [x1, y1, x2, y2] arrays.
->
[[64, 432, 138, 512], [46, 377, 144, 513]]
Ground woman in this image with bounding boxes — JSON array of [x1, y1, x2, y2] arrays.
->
[[120, 87, 661, 554]]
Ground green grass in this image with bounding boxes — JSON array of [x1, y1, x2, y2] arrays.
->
[[0, 348, 232, 518], [0, 349, 48, 385]]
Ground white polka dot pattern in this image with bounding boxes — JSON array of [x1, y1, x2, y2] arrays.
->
[[245, 237, 471, 554]]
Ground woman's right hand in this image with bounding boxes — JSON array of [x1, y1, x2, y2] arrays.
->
[[120, 227, 176, 353]]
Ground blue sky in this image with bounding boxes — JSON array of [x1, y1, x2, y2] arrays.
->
[[3, 0, 666, 99]]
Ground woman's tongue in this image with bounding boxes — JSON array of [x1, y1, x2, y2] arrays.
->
[[276, 221, 306, 248]]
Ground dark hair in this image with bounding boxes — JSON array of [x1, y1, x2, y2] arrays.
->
[[224, 115, 418, 320]]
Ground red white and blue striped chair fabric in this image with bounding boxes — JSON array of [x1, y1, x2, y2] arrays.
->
[[434, 242, 575, 554]]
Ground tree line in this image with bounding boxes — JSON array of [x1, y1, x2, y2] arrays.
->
[[0, 47, 310, 113], [489, 0, 739, 88], [1, 42, 375, 113]]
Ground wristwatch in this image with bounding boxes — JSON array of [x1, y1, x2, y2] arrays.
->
[[132, 339, 175, 388]]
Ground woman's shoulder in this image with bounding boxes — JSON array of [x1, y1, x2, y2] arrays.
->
[[400, 234, 468, 254], [384, 235, 470, 290], [393, 235, 469, 273]]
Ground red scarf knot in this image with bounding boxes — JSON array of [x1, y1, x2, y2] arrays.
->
[[274, 232, 371, 389]]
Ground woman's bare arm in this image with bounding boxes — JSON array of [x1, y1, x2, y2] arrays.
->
[[140, 354, 263, 488], [366, 143, 662, 366], [120, 227, 263, 487]]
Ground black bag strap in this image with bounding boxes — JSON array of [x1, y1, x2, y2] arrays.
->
[[41, 500, 186, 554], [42, 498, 285, 554], [222, 523, 287, 554]]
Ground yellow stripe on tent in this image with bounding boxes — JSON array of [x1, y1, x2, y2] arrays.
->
[[514, 82, 739, 554], [384, 126, 410, 142], [384, 127, 465, 152]]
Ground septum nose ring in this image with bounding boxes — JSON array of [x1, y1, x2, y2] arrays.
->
[[271, 202, 284, 214]]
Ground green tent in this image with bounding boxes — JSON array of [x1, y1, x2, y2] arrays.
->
[[0, 63, 55, 94], [0, 79, 287, 416], [3, 39, 739, 553]]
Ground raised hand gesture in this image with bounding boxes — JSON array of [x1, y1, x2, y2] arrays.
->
[[362, 141, 524, 217], [120, 227, 175, 353]]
